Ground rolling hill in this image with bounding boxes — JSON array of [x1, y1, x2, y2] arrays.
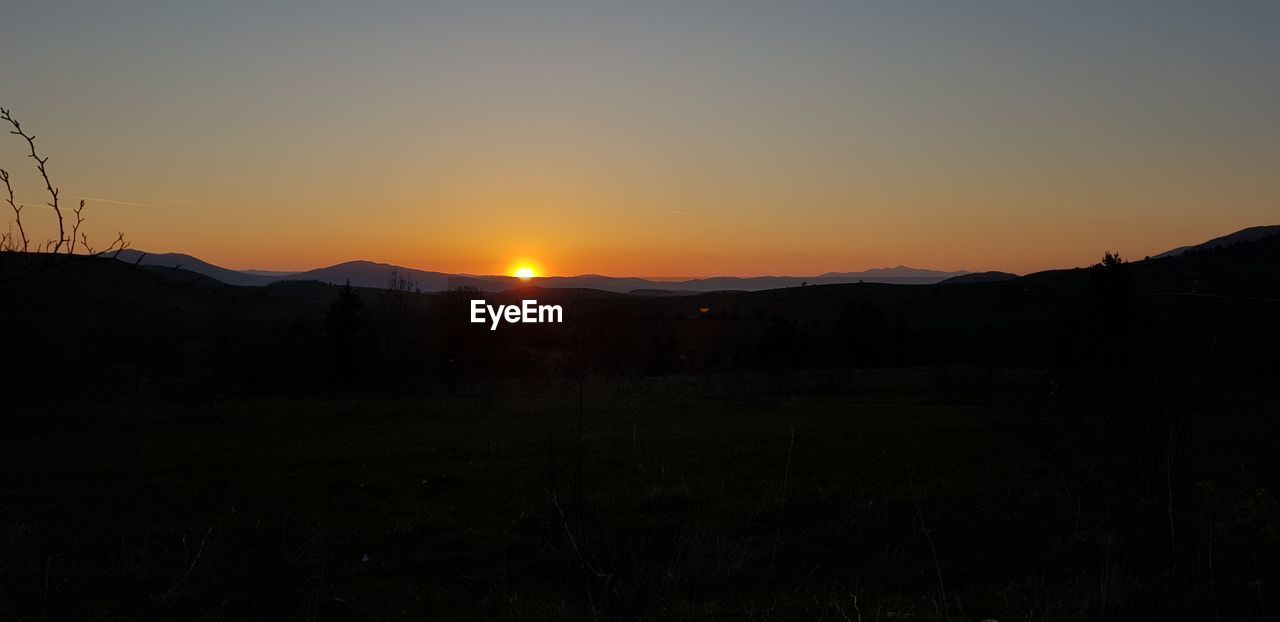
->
[[114, 250, 280, 286], [939, 271, 1019, 285], [1154, 224, 1280, 258], [107, 253, 975, 292]]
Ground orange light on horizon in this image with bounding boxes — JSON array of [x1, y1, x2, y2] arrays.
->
[[509, 258, 543, 280]]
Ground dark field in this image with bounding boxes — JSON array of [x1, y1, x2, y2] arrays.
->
[[3, 370, 1277, 621]]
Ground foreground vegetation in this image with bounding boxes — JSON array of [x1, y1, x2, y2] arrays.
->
[[2, 370, 1276, 621]]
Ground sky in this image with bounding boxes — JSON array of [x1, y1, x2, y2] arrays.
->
[[1, 1, 1277, 277]]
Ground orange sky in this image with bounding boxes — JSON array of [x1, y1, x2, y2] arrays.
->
[[2, 4, 1277, 277]]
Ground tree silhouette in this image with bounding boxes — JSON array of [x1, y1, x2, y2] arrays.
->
[[325, 280, 366, 384]]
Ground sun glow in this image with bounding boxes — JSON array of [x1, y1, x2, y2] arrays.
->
[[507, 258, 545, 280]]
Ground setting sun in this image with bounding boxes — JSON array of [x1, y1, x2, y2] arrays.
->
[[507, 258, 544, 279]]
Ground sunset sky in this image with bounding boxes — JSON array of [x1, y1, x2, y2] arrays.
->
[[2, 2, 1277, 277]]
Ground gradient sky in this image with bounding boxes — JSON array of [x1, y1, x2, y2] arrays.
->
[[2, 1, 1277, 277]]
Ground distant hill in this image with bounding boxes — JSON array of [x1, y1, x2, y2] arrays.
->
[[819, 266, 967, 279], [662, 269, 968, 291], [939, 271, 1019, 285], [110, 251, 974, 292], [0, 252, 334, 330], [287, 260, 456, 291], [530, 268, 971, 293], [1154, 225, 1280, 259], [1017, 229, 1280, 299], [114, 250, 279, 286], [629, 289, 703, 297]]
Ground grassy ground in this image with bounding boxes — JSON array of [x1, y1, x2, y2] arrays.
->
[[0, 369, 1271, 620]]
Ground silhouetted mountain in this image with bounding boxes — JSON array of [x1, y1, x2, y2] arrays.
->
[[533, 268, 969, 292], [533, 268, 970, 292], [939, 271, 1018, 284], [1135, 228, 1280, 296], [114, 250, 278, 286], [1018, 229, 1280, 298], [1154, 225, 1280, 258], [819, 266, 968, 279], [109, 251, 976, 292], [537, 274, 670, 291], [629, 289, 703, 297], [285, 260, 451, 291]]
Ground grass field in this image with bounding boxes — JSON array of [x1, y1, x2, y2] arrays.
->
[[7, 368, 1272, 621]]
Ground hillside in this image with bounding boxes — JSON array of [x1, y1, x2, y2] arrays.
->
[[1154, 224, 1280, 258], [1014, 231, 1280, 299], [114, 250, 280, 286], [939, 271, 1019, 284]]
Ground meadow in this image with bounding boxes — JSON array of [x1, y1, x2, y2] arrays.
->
[[3, 368, 1275, 621]]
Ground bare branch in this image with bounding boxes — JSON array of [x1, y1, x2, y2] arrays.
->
[[69, 200, 86, 255], [0, 168, 29, 252], [1, 107, 67, 253], [90, 231, 130, 258]]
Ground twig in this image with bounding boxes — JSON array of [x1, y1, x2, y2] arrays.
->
[[1, 107, 66, 253], [69, 200, 85, 255], [549, 489, 603, 621], [911, 476, 949, 620], [0, 168, 28, 251], [163, 525, 215, 602]]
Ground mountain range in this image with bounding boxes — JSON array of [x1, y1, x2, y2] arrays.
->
[[112, 251, 972, 293], [112, 225, 1278, 294]]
